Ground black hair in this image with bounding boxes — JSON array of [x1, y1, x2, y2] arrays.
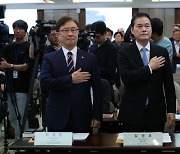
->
[[91, 21, 106, 35], [151, 18, 163, 36], [131, 12, 151, 28], [106, 27, 113, 36], [47, 26, 58, 37], [114, 31, 123, 38], [85, 24, 92, 31], [50, 26, 57, 31], [12, 19, 28, 32], [56, 16, 79, 32]]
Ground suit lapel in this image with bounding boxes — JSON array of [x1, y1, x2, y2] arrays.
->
[[58, 48, 69, 72], [131, 43, 144, 66], [172, 41, 176, 54], [150, 42, 159, 58], [75, 49, 86, 70]]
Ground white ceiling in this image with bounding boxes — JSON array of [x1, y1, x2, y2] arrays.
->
[[2, 0, 180, 9]]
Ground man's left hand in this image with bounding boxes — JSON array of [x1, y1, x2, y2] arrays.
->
[[166, 113, 175, 129], [91, 119, 101, 128]]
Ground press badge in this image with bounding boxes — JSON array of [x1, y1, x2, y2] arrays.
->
[[13, 70, 18, 78]]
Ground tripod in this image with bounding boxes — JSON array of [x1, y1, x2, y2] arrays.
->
[[0, 69, 22, 148], [5, 69, 22, 135], [0, 83, 9, 153]]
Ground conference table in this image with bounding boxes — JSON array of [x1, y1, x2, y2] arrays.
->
[[9, 133, 180, 154]]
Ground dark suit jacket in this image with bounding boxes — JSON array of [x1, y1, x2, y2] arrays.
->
[[89, 39, 117, 85], [171, 39, 180, 60], [118, 42, 176, 125], [40, 48, 102, 132]]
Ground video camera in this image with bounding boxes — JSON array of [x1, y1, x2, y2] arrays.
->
[[29, 20, 56, 52], [0, 21, 10, 49], [30, 20, 56, 36], [78, 30, 95, 51]]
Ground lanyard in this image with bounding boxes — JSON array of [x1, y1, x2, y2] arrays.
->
[[14, 45, 22, 64]]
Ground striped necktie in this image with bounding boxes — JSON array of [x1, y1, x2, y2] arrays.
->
[[67, 52, 74, 74]]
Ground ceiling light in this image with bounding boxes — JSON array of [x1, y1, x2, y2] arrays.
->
[[44, 0, 54, 3], [73, 0, 124, 3], [125, 0, 133, 2]]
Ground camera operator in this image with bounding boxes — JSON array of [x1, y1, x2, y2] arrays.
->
[[0, 19, 33, 140], [45, 26, 61, 53], [40, 26, 61, 127]]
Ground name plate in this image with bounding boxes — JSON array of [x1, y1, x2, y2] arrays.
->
[[34, 132, 73, 146], [123, 132, 163, 146]]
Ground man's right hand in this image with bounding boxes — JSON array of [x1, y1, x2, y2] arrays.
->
[[177, 53, 180, 58], [72, 68, 91, 84], [149, 56, 165, 71]]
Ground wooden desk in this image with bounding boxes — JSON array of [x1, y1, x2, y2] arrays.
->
[[9, 133, 180, 154]]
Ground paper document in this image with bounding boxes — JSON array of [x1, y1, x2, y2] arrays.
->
[[73, 133, 89, 140], [117, 133, 171, 143], [163, 133, 171, 143], [175, 114, 180, 120]]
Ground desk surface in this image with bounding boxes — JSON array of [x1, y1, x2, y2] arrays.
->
[[9, 133, 180, 153]]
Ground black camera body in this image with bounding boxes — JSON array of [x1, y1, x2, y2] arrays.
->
[[29, 20, 56, 52], [78, 30, 95, 51], [78, 30, 95, 39], [32, 20, 56, 36], [0, 21, 10, 49]]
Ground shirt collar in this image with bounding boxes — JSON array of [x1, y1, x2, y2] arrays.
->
[[62, 46, 77, 57], [136, 41, 150, 51], [174, 40, 180, 44]]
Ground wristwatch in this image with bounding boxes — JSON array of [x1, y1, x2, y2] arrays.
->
[[10, 64, 14, 69]]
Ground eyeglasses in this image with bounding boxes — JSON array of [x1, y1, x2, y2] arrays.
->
[[59, 28, 79, 34], [49, 33, 59, 37]]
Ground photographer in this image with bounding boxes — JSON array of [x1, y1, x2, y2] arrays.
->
[[0, 19, 33, 140]]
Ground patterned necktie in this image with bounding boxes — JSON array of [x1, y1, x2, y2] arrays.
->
[[142, 47, 149, 66], [67, 52, 74, 74], [141, 47, 149, 106]]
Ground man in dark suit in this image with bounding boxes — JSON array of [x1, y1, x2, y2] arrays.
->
[[40, 16, 101, 132], [118, 12, 176, 132], [171, 29, 180, 73], [89, 21, 117, 112]]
